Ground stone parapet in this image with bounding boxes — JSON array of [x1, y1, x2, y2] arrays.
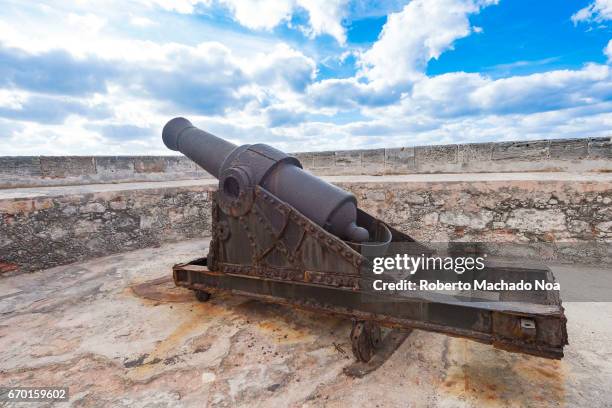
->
[[1, 174, 609, 273], [1, 137, 610, 188], [0, 156, 212, 189], [0, 180, 216, 273]]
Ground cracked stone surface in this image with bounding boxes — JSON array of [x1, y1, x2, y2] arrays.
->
[[1, 239, 611, 407]]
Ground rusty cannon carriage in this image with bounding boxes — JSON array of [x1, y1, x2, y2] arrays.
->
[[163, 117, 568, 369]]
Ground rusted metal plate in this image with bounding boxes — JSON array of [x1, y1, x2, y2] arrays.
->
[[174, 262, 566, 359]]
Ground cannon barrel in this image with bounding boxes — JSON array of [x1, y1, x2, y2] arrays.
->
[[162, 117, 369, 242]]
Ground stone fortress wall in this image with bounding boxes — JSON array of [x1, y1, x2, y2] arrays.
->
[[1, 137, 610, 188], [1, 136, 610, 273]]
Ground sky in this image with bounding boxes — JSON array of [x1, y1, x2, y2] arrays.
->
[[0, 0, 611, 155]]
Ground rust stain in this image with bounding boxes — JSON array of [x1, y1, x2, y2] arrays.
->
[[384, 190, 396, 204], [441, 338, 566, 407], [30, 337, 82, 358], [124, 280, 237, 380], [0, 200, 32, 215], [128, 301, 232, 380], [256, 320, 314, 344], [234, 300, 339, 345], [513, 358, 564, 386], [34, 199, 54, 210], [130, 276, 194, 303], [0, 261, 19, 274]]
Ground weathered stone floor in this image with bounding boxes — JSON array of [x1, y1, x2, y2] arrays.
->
[[1, 239, 611, 407]]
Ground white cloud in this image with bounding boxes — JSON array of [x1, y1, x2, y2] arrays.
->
[[139, 0, 211, 14], [130, 16, 156, 27], [0, 15, 318, 151], [67, 12, 106, 32], [218, 0, 348, 44], [0, 0, 320, 154], [0, 1, 279, 61], [404, 64, 612, 117], [307, 77, 401, 109], [297, 0, 348, 45], [2, 118, 106, 155], [248, 43, 316, 94], [305, 0, 499, 109], [358, 0, 498, 87], [219, 0, 294, 30], [605, 39, 612, 61], [0, 90, 26, 110], [572, 0, 612, 24]]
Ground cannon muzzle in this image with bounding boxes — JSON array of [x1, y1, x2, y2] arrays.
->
[[162, 117, 237, 178], [162, 117, 369, 242]]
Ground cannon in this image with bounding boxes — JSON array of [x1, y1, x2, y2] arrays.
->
[[163, 118, 368, 242], [164, 118, 568, 371]]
